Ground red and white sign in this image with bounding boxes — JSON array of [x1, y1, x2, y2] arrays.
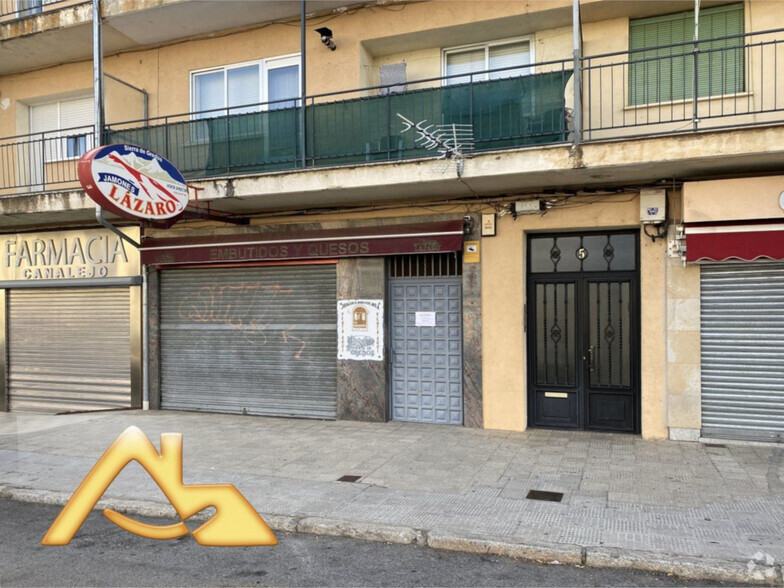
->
[[78, 144, 189, 221]]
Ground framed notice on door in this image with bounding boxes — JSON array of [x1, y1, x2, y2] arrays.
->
[[337, 299, 384, 361]]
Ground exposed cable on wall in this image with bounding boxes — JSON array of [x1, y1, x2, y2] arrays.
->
[[168, 183, 677, 230]]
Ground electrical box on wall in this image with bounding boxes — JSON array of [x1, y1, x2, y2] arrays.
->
[[514, 200, 543, 215], [640, 189, 667, 224]]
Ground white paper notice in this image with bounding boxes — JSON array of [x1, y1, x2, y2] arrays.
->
[[415, 311, 436, 327]]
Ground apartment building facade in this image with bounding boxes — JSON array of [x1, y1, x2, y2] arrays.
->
[[0, 0, 782, 442]]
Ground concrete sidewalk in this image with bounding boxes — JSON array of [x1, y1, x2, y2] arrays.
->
[[1, 411, 783, 584]]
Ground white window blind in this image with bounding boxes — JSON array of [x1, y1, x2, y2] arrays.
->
[[445, 40, 531, 85], [227, 65, 260, 114], [30, 102, 59, 134], [30, 96, 93, 162], [194, 70, 224, 118], [488, 41, 531, 79], [60, 97, 93, 130], [192, 57, 301, 120], [446, 48, 485, 85], [268, 64, 299, 110]]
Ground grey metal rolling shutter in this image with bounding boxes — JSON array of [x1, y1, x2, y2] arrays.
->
[[159, 265, 337, 418], [8, 288, 131, 413], [701, 263, 784, 441]]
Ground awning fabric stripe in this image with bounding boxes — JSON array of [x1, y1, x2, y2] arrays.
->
[[140, 220, 465, 265], [685, 221, 784, 262]]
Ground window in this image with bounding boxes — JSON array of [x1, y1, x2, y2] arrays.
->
[[443, 38, 533, 85], [191, 55, 301, 119], [628, 3, 744, 106], [16, 0, 60, 18], [30, 96, 94, 162], [16, 0, 42, 17]]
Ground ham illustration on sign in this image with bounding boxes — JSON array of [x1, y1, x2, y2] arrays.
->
[[78, 144, 189, 221]]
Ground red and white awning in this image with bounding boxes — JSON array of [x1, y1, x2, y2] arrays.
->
[[685, 221, 784, 263]]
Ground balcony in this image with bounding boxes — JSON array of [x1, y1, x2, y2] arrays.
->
[[0, 0, 77, 21], [582, 28, 784, 139], [2, 29, 784, 207], [0, 62, 573, 192], [106, 64, 573, 180]]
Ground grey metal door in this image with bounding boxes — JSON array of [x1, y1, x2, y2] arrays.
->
[[7, 287, 132, 413], [701, 262, 784, 442], [389, 278, 463, 424], [159, 265, 337, 419]]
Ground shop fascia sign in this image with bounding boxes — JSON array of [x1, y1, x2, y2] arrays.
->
[[0, 228, 140, 282], [79, 144, 189, 222]]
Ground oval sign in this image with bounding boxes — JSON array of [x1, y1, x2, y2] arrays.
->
[[78, 144, 189, 221]]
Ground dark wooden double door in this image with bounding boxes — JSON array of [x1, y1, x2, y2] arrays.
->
[[527, 232, 640, 433]]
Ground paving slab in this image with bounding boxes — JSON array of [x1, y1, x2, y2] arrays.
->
[[1, 410, 783, 584]]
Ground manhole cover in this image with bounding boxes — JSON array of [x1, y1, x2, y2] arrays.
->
[[337, 475, 363, 483]]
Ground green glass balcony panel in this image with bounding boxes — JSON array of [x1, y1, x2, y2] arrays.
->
[[106, 69, 572, 179]]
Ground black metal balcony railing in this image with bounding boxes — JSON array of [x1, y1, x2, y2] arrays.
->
[[3, 29, 784, 194], [106, 61, 573, 181], [0, 0, 78, 20], [583, 28, 784, 139], [0, 125, 94, 192]]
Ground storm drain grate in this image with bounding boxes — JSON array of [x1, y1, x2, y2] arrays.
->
[[526, 490, 563, 502], [705, 443, 727, 448], [337, 475, 363, 483]]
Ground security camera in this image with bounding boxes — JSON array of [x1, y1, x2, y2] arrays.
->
[[315, 27, 336, 51]]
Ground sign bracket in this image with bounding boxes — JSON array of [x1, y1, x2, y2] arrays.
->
[[96, 206, 141, 249], [182, 207, 250, 226]]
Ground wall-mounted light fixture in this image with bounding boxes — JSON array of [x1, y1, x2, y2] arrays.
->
[[0, 92, 9, 111], [315, 27, 336, 51]]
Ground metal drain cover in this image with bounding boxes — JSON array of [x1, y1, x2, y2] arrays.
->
[[337, 475, 363, 483], [705, 443, 727, 448], [526, 489, 563, 502]]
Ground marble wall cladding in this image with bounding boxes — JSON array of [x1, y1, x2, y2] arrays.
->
[[336, 257, 387, 422], [147, 269, 162, 410], [666, 224, 702, 436], [336, 257, 385, 299], [463, 214, 483, 428], [337, 360, 387, 422]]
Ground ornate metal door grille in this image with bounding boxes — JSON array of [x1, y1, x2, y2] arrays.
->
[[527, 231, 640, 433]]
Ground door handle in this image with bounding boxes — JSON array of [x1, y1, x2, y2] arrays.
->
[[584, 345, 595, 372]]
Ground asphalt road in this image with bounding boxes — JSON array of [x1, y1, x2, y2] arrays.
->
[[0, 499, 732, 587]]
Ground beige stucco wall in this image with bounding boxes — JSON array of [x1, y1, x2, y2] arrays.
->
[[684, 174, 784, 223], [2, 0, 782, 140], [371, 48, 442, 90], [481, 193, 669, 438]]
